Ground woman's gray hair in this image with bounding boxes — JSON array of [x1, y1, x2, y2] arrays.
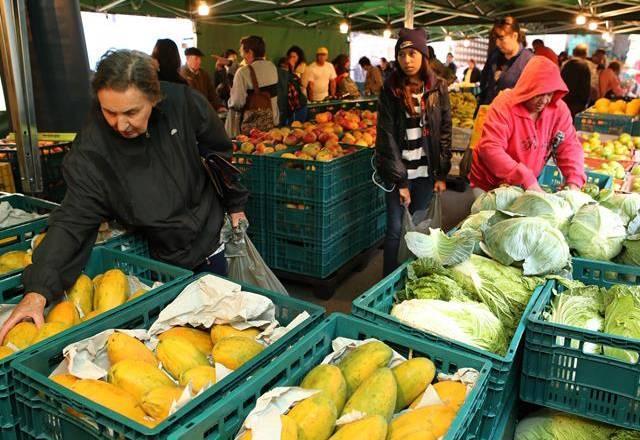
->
[[91, 49, 161, 102]]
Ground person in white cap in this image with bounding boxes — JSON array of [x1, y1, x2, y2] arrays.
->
[[301, 47, 337, 101]]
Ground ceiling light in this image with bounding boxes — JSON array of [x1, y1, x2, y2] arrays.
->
[[383, 27, 392, 39], [603, 31, 613, 42], [339, 20, 349, 34], [588, 20, 598, 31], [463, 38, 470, 47], [444, 35, 452, 43], [576, 13, 586, 25], [197, 1, 210, 16]]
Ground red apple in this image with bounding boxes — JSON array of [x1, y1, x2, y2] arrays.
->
[[302, 132, 317, 144], [284, 134, 298, 146]]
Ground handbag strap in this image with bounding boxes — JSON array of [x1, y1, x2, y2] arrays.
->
[[247, 65, 261, 93]]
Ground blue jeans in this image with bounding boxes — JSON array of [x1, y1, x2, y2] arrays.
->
[[283, 106, 308, 125], [383, 177, 434, 276], [193, 250, 228, 276]]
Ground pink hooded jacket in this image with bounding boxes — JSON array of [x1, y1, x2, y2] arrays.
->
[[470, 56, 586, 191]]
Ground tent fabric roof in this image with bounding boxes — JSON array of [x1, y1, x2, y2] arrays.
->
[[80, 0, 640, 39]]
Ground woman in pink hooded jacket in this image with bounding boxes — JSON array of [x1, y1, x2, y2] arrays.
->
[[470, 56, 586, 193]]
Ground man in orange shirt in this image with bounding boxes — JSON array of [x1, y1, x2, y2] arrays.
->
[[599, 61, 627, 99]]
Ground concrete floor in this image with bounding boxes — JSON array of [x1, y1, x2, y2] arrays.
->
[[283, 186, 476, 313]]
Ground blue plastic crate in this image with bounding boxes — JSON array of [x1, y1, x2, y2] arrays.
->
[[165, 313, 492, 440], [575, 110, 640, 136], [538, 165, 612, 192]]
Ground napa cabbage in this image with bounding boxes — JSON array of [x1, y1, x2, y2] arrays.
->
[[515, 409, 617, 440], [603, 285, 640, 363]]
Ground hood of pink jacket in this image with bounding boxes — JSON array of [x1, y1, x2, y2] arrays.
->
[[501, 55, 568, 107]]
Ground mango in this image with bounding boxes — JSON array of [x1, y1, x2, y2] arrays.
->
[[51, 373, 79, 389], [160, 327, 212, 356], [141, 385, 184, 420], [46, 300, 80, 326], [211, 336, 264, 370], [288, 394, 337, 440], [108, 359, 174, 402], [128, 288, 147, 301], [392, 357, 435, 411], [32, 322, 71, 344], [210, 324, 260, 345], [300, 364, 347, 413], [387, 404, 456, 440], [0, 345, 14, 360], [156, 336, 209, 380], [433, 381, 467, 412], [341, 368, 396, 421], [180, 365, 216, 394], [0, 250, 29, 271], [328, 415, 387, 440], [4, 321, 37, 349], [67, 274, 94, 316], [107, 332, 157, 366], [93, 269, 128, 312], [338, 341, 392, 396], [239, 414, 299, 440]]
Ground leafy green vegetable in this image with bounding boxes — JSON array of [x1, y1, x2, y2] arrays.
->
[[506, 191, 574, 232], [470, 186, 523, 214], [603, 285, 640, 363], [555, 190, 594, 214], [454, 211, 495, 253], [618, 234, 640, 266], [598, 190, 640, 225], [390, 299, 509, 355], [548, 289, 604, 354], [405, 228, 475, 266], [567, 204, 626, 261], [399, 273, 469, 302], [482, 217, 570, 276], [582, 183, 600, 199], [515, 409, 617, 440]]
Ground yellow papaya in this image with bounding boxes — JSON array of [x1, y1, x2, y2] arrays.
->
[[328, 415, 387, 440], [288, 393, 337, 440], [156, 336, 209, 380], [23, 252, 32, 267], [128, 288, 147, 301], [70, 379, 150, 424], [337, 341, 392, 396], [0, 250, 29, 271], [239, 414, 299, 440], [300, 364, 347, 413], [46, 300, 81, 326], [433, 381, 467, 412], [211, 336, 264, 370], [179, 365, 216, 394], [159, 327, 212, 356], [32, 233, 46, 249], [93, 269, 128, 312], [32, 322, 71, 344], [210, 324, 260, 345], [108, 359, 174, 402], [51, 373, 79, 389], [387, 404, 456, 440], [341, 368, 396, 422], [392, 357, 435, 411], [3, 321, 37, 349], [82, 310, 102, 322], [0, 345, 14, 360], [67, 274, 94, 317], [107, 332, 157, 366], [93, 274, 104, 290], [140, 385, 184, 420]]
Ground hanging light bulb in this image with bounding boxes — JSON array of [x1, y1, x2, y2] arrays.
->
[[444, 34, 452, 43], [339, 20, 349, 34], [383, 27, 392, 39], [463, 38, 470, 47], [197, 1, 210, 16], [576, 13, 587, 25], [603, 31, 613, 42], [588, 20, 598, 31]]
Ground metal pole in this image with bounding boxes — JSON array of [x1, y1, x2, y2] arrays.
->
[[0, 0, 42, 193], [405, 0, 415, 28]]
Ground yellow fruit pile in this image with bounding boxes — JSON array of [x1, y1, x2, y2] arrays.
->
[[51, 323, 263, 427], [0, 250, 32, 275], [238, 340, 469, 440], [450, 92, 476, 128], [0, 269, 145, 360], [592, 98, 640, 116]]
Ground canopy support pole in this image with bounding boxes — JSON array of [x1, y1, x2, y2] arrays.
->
[[404, 0, 415, 28]]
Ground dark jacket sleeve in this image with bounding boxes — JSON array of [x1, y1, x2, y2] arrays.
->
[[204, 71, 223, 110], [375, 86, 408, 188], [23, 149, 107, 303], [437, 84, 453, 180], [186, 87, 248, 213]]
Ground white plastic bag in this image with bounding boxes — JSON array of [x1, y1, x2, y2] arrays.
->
[[397, 193, 442, 263]]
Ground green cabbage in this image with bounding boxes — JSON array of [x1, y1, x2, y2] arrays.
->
[[390, 298, 508, 355], [481, 217, 570, 276], [555, 190, 594, 214], [470, 186, 523, 214], [507, 191, 573, 232], [598, 190, 640, 225], [618, 234, 640, 266], [602, 285, 640, 363], [399, 273, 469, 302], [405, 228, 475, 266], [548, 288, 604, 354], [567, 204, 626, 261], [515, 409, 617, 440], [454, 210, 495, 253]]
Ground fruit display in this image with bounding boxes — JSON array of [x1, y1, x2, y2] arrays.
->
[[235, 340, 473, 440], [280, 143, 359, 162], [581, 132, 639, 161], [592, 160, 626, 180], [450, 92, 476, 128], [590, 98, 640, 116], [0, 249, 32, 275], [0, 268, 148, 359]]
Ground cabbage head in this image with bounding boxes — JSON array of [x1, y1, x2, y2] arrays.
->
[[481, 217, 570, 276], [515, 409, 617, 440], [567, 204, 626, 261], [506, 191, 574, 232], [405, 228, 475, 266], [603, 285, 640, 363], [618, 234, 640, 266], [390, 298, 508, 355], [455, 210, 496, 253], [470, 186, 523, 214], [554, 190, 594, 214], [598, 190, 640, 225]]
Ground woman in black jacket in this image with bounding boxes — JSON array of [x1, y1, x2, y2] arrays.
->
[[0, 50, 247, 343], [376, 28, 452, 275], [151, 39, 188, 85]]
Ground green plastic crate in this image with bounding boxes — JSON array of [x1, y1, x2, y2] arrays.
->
[[521, 259, 640, 430], [351, 261, 544, 439], [0, 247, 192, 439], [11, 273, 324, 440], [164, 313, 491, 440], [575, 110, 640, 136], [538, 165, 613, 192], [490, 391, 518, 440], [0, 194, 58, 232], [263, 148, 373, 204], [98, 234, 149, 257], [232, 151, 266, 196]]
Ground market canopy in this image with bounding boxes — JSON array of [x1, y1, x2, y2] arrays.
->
[[82, 0, 640, 39]]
